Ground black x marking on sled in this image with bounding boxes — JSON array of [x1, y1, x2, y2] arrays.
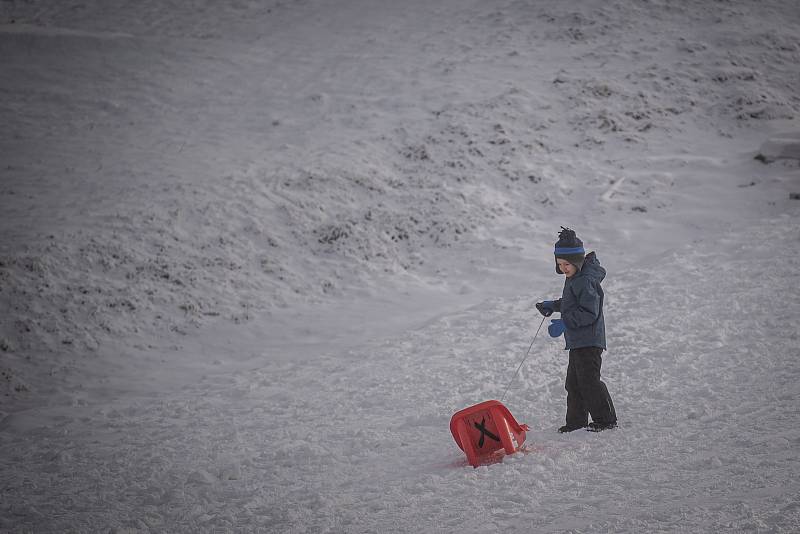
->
[[474, 417, 501, 448]]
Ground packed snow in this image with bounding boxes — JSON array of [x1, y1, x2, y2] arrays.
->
[[1, 0, 799, 532]]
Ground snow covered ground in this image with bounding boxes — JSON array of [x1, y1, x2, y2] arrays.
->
[[1, 0, 799, 532]]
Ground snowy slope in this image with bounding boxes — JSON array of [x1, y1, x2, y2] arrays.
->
[[1, 0, 800, 532], [1, 213, 799, 533]]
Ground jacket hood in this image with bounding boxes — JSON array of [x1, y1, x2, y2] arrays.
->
[[579, 251, 606, 282]]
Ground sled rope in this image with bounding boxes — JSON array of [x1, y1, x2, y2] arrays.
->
[[499, 315, 547, 403]]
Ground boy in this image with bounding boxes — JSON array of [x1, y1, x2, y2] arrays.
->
[[536, 227, 617, 433]]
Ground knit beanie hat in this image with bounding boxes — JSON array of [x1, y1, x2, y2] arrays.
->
[[554, 226, 585, 274]]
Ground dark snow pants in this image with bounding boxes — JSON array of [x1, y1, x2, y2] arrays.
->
[[565, 347, 617, 427]]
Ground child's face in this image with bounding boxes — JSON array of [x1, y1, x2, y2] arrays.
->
[[557, 259, 577, 278]]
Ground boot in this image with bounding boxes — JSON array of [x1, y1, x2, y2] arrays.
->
[[587, 421, 617, 432], [558, 424, 587, 433]]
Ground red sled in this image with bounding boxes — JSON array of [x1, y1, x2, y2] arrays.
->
[[449, 400, 529, 468]]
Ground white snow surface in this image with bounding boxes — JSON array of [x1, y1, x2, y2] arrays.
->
[[1, 0, 800, 532]]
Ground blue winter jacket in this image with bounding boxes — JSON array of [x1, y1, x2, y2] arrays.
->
[[553, 251, 606, 350]]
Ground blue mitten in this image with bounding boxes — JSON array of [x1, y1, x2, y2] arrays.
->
[[548, 319, 566, 338], [536, 301, 556, 317]]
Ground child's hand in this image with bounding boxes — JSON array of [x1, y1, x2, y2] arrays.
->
[[536, 301, 555, 317], [548, 319, 566, 337]]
